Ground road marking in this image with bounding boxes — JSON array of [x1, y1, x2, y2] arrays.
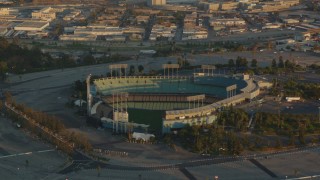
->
[[0, 149, 55, 159], [37, 149, 55, 153]]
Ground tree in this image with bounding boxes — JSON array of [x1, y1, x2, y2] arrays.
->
[[271, 59, 277, 68], [278, 56, 284, 68], [177, 57, 184, 67], [138, 65, 144, 73], [251, 59, 257, 68], [267, 41, 273, 50], [59, 54, 75, 69], [228, 59, 235, 67], [236, 45, 245, 51], [83, 55, 95, 65], [0, 37, 9, 49], [233, 138, 244, 155], [298, 125, 306, 145], [4, 91, 12, 104], [251, 43, 259, 58], [285, 60, 294, 68], [275, 137, 282, 149], [0, 61, 8, 80], [52, 23, 64, 36], [289, 132, 295, 146], [129, 65, 135, 75], [236, 56, 248, 68], [176, 56, 190, 68]]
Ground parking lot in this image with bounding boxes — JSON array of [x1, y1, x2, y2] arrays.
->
[[0, 116, 67, 180], [3, 52, 320, 179]]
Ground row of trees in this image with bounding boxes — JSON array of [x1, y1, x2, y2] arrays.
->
[[254, 112, 320, 145], [271, 56, 296, 69], [0, 38, 131, 77], [4, 92, 92, 154], [272, 79, 320, 99], [178, 124, 244, 155], [225, 55, 297, 71], [175, 106, 320, 155], [217, 106, 249, 132], [294, 82, 320, 99], [227, 56, 249, 68]]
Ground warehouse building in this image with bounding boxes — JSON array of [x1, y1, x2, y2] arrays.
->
[[14, 21, 49, 31]]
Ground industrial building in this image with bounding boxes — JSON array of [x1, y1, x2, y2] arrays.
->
[[149, 24, 176, 41], [147, 0, 166, 6], [0, 8, 19, 16], [32, 7, 57, 21], [182, 26, 208, 40], [59, 34, 97, 41], [210, 18, 246, 27], [14, 21, 49, 32], [0, 0, 13, 4]]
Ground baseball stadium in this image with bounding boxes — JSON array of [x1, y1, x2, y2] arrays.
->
[[87, 64, 260, 134]]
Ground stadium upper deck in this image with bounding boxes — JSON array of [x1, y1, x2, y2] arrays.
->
[[93, 76, 247, 98]]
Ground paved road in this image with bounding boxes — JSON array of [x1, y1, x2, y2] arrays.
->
[[249, 159, 277, 178], [179, 167, 197, 180], [59, 145, 320, 177]]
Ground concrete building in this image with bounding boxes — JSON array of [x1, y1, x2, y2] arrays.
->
[[149, 24, 176, 41], [295, 32, 311, 41], [147, 0, 166, 6], [262, 23, 282, 30], [221, 2, 239, 11], [123, 27, 145, 40], [199, 2, 220, 12], [32, 7, 56, 21], [184, 12, 197, 25], [0, 0, 13, 4], [252, 0, 300, 12], [14, 21, 49, 32], [282, 18, 300, 25], [59, 34, 97, 41], [182, 26, 208, 40], [133, 8, 160, 15], [74, 26, 123, 36], [0, 8, 18, 16], [210, 18, 246, 27], [63, 10, 81, 21], [136, 16, 149, 25]]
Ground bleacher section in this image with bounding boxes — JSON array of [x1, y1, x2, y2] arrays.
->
[[94, 76, 156, 93], [194, 76, 247, 90], [94, 76, 229, 98]]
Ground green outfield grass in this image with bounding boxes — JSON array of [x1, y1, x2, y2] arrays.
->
[[128, 109, 164, 132]]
